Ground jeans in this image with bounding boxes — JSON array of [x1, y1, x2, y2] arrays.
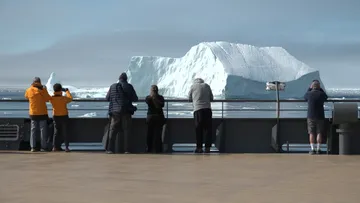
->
[[30, 120, 48, 149]]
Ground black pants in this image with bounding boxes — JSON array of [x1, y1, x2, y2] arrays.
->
[[146, 116, 164, 153], [53, 116, 69, 148], [194, 108, 212, 149], [108, 114, 132, 153]]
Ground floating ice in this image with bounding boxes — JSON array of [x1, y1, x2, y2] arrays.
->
[[45, 72, 108, 98], [78, 112, 97, 118]]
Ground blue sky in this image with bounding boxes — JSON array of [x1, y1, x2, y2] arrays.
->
[[0, 0, 360, 87]]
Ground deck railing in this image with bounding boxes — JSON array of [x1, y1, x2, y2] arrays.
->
[[1, 99, 359, 118]]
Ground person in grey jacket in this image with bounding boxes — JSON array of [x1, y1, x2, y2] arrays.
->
[[188, 78, 214, 153]]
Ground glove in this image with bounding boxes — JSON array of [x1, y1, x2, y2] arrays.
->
[[62, 88, 69, 91]]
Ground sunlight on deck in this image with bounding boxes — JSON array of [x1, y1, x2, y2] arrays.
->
[[1, 152, 360, 202]]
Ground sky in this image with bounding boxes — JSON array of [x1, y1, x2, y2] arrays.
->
[[0, 0, 360, 88]]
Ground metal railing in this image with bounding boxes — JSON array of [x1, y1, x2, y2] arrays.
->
[[3, 98, 360, 102], [1, 99, 360, 119]]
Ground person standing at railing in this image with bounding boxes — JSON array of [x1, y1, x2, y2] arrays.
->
[[304, 80, 328, 155], [50, 83, 73, 152], [106, 72, 138, 154], [24, 77, 52, 152], [145, 85, 165, 153], [188, 78, 214, 153]]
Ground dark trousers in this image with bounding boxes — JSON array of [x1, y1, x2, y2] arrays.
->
[[194, 108, 212, 149], [53, 116, 69, 148], [146, 116, 164, 153], [107, 114, 132, 153]]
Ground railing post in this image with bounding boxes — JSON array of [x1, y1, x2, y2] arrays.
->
[[221, 101, 224, 119], [275, 82, 280, 120], [166, 100, 169, 118], [273, 82, 281, 152]]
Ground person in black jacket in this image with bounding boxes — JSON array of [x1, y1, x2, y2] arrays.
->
[[145, 85, 165, 153], [106, 72, 138, 154], [304, 80, 328, 155]]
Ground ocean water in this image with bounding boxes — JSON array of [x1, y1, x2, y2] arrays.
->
[[1, 89, 359, 119]]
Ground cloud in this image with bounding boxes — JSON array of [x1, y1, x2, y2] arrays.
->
[[1, 0, 359, 54]]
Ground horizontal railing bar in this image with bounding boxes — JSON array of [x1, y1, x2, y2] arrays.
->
[[1, 99, 360, 103], [0, 108, 330, 112]]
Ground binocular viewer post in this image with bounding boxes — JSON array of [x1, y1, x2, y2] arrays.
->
[[266, 81, 286, 152]]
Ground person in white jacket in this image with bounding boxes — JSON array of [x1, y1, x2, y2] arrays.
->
[[188, 78, 214, 153]]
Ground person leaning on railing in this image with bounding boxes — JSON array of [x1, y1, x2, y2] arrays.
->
[[24, 77, 52, 152], [145, 85, 165, 153], [50, 83, 73, 152], [105, 72, 138, 154], [304, 80, 328, 155], [188, 78, 214, 153]]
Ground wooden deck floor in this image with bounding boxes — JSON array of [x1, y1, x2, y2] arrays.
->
[[1, 152, 360, 203]]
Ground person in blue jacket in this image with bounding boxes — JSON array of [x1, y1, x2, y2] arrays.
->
[[106, 73, 138, 154]]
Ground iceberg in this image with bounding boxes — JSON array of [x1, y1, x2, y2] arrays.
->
[[45, 72, 61, 92], [126, 41, 325, 99], [45, 72, 77, 95], [45, 72, 108, 98]]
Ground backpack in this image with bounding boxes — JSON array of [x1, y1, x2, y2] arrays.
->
[[116, 83, 137, 115]]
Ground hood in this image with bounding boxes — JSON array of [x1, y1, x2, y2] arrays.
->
[[193, 78, 204, 84], [118, 79, 128, 85], [32, 82, 43, 90], [119, 72, 128, 81]]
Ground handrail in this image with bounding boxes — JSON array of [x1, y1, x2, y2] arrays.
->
[[0, 98, 358, 119], [0, 108, 312, 112], [1, 99, 360, 102]]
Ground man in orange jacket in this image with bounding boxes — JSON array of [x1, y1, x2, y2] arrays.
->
[[25, 77, 51, 152], [50, 83, 72, 152]]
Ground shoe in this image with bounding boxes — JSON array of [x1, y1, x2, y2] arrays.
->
[[194, 148, 203, 153], [106, 151, 114, 154], [31, 148, 36, 152], [52, 148, 57, 152], [316, 149, 322, 154], [124, 151, 130, 154], [65, 148, 70, 153], [309, 150, 316, 155], [204, 147, 211, 153], [40, 149, 46, 152]]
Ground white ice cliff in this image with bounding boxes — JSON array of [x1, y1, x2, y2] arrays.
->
[[126, 41, 325, 99]]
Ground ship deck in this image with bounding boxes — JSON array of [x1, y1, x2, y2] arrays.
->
[[1, 152, 360, 203]]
